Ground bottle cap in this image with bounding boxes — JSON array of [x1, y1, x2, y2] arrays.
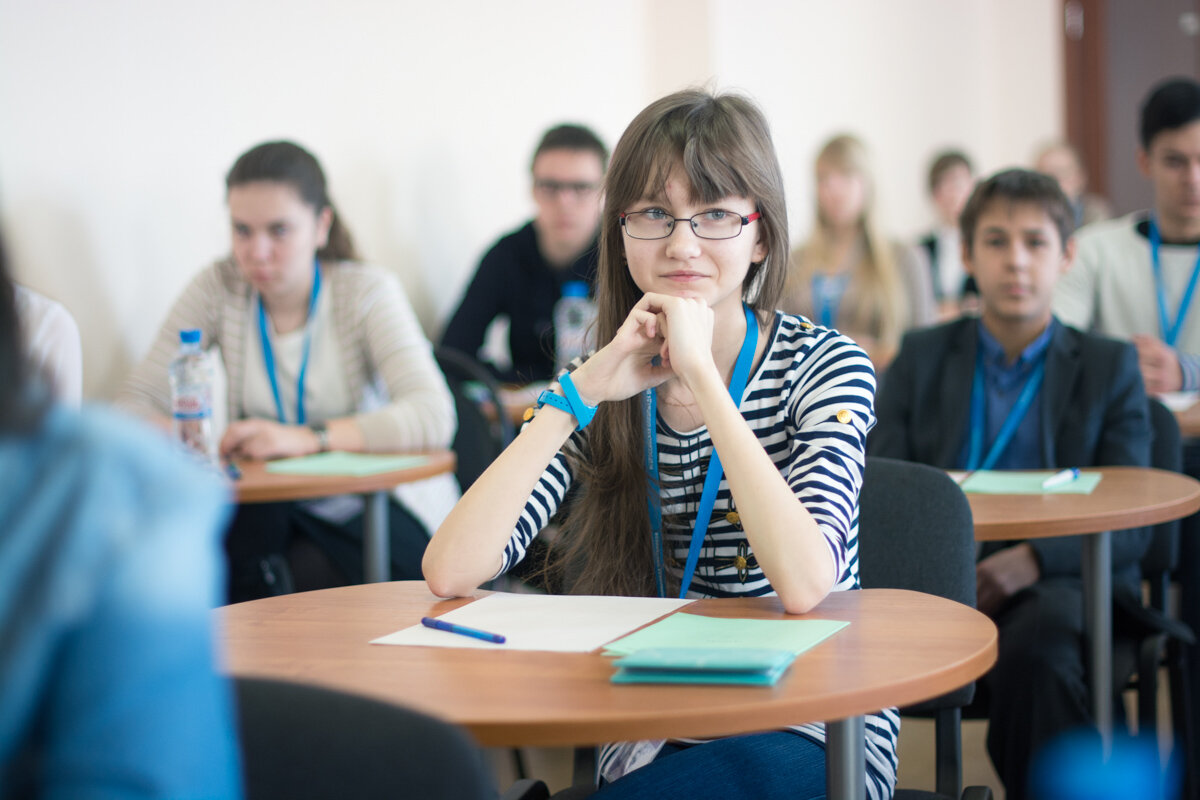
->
[[562, 281, 588, 299], [179, 329, 202, 345]]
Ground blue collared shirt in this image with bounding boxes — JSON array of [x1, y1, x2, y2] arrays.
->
[[958, 318, 1057, 470], [0, 403, 242, 799]]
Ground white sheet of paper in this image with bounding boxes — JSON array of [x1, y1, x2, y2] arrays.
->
[[371, 592, 695, 652]]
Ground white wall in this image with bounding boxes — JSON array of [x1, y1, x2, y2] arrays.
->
[[0, 0, 1061, 400]]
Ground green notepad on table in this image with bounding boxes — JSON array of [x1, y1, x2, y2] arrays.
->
[[603, 612, 848, 657], [611, 647, 797, 685], [264, 451, 430, 477], [960, 470, 1101, 495]]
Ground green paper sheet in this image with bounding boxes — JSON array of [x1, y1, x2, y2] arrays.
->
[[264, 451, 430, 477], [602, 613, 848, 657], [960, 470, 1101, 495]]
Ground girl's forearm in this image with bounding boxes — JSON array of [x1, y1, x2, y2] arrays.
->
[[422, 404, 578, 598], [689, 371, 836, 614]]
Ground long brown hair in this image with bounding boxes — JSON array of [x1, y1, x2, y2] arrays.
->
[[547, 89, 789, 597], [225, 141, 358, 262], [785, 134, 905, 348], [0, 230, 47, 432]]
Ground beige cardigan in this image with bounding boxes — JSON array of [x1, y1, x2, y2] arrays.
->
[[118, 258, 454, 452]]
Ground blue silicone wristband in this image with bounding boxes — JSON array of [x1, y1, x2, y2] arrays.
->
[[559, 371, 597, 429], [536, 371, 597, 431]]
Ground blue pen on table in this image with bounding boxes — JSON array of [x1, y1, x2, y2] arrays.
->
[[420, 616, 506, 644], [1041, 468, 1080, 490]]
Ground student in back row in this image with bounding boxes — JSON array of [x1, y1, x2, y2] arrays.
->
[[442, 124, 606, 383], [780, 133, 935, 371], [869, 169, 1151, 800], [917, 149, 977, 318], [118, 141, 454, 602]]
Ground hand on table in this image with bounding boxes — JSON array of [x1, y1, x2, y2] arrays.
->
[[1132, 334, 1184, 395], [976, 543, 1040, 617], [220, 419, 318, 461]]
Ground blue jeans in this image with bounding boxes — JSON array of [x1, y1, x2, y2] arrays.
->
[[592, 732, 828, 800]]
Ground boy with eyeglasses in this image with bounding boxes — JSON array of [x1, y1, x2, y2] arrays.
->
[[442, 123, 607, 383], [870, 168, 1151, 800]]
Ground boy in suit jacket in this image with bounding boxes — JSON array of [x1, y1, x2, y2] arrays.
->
[[870, 168, 1152, 800]]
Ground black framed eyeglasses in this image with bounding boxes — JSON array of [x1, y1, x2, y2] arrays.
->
[[533, 179, 601, 198], [620, 209, 762, 240]]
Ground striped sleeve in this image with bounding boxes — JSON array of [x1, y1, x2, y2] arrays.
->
[[496, 442, 577, 575], [781, 323, 876, 587]]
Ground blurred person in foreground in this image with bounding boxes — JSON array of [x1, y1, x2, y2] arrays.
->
[[0, 229, 241, 797]]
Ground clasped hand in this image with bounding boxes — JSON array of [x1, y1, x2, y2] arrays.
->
[[569, 293, 717, 406], [220, 418, 316, 461]]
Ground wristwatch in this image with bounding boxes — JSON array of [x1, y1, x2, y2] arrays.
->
[[310, 421, 331, 453]]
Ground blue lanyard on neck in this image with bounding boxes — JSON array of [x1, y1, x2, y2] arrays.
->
[[257, 258, 321, 425], [643, 304, 759, 599], [1149, 217, 1200, 347], [811, 273, 846, 328], [966, 343, 1046, 471]]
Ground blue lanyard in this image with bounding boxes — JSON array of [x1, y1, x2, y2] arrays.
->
[[257, 258, 321, 425], [966, 345, 1046, 471], [811, 273, 846, 328], [643, 304, 759, 599], [1148, 217, 1200, 347]]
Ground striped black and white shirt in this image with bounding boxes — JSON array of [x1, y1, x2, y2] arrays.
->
[[500, 312, 899, 799]]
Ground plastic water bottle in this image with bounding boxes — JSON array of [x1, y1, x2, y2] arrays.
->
[[554, 281, 596, 373], [169, 329, 218, 466]]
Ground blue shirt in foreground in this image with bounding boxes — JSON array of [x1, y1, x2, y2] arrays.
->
[[0, 403, 242, 799]]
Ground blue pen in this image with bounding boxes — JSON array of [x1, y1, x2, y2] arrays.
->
[[224, 462, 242, 481], [420, 616, 506, 644], [1041, 468, 1080, 489]]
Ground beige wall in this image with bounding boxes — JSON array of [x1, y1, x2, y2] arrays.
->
[[0, 0, 1061, 400]]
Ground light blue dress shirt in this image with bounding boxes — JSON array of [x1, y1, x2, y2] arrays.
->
[[0, 402, 242, 799]]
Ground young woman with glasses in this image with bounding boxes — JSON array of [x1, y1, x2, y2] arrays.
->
[[424, 90, 896, 800], [781, 134, 935, 370], [118, 140, 455, 602]]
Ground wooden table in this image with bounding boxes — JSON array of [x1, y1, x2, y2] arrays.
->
[[218, 581, 997, 800], [232, 451, 455, 582], [966, 466, 1200, 743]]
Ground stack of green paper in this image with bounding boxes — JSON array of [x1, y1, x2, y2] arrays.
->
[[603, 614, 847, 686], [265, 452, 429, 477], [960, 470, 1101, 495], [611, 647, 797, 685]]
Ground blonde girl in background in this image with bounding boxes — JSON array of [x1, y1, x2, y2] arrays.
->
[[782, 134, 934, 369]]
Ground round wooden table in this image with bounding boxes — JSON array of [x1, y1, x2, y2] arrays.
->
[[218, 581, 997, 800], [965, 466, 1200, 742], [232, 450, 455, 582]]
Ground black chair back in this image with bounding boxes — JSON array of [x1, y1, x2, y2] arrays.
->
[[857, 456, 985, 800], [435, 345, 514, 491], [235, 677, 497, 800]]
